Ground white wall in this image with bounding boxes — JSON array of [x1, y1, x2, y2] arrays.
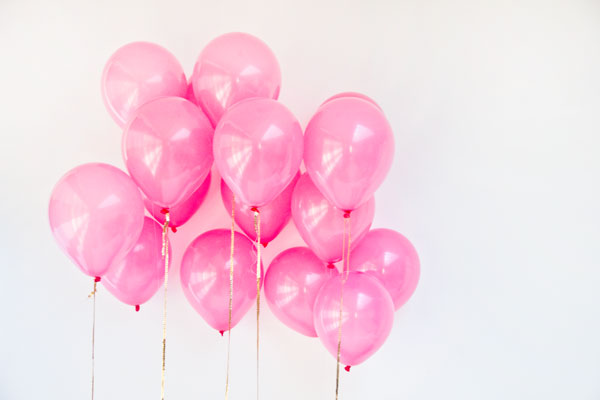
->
[[1, 0, 599, 399]]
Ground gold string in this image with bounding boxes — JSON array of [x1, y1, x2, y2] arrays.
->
[[225, 195, 235, 400], [253, 209, 262, 400], [88, 279, 98, 400], [160, 211, 170, 400], [335, 215, 351, 400]]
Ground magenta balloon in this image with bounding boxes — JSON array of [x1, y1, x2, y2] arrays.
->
[[102, 217, 171, 308], [144, 172, 211, 229], [304, 97, 394, 212], [214, 98, 303, 208], [101, 42, 187, 127], [180, 229, 263, 333], [265, 247, 337, 337], [123, 97, 214, 209], [291, 174, 374, 263], [321, 92, 382, 111], [313, 272, 394, 367], [191, 32, 281, 126], [49, 163, 144, 278], [349, 229, 420, 310], [220, 173, 299, 246]]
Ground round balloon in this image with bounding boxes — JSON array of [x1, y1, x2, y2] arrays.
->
[[304, 97, 394, 212], [101, 42, 187, 127], [213, 98, 303, 208], [123, 96, 213, 209], [180, 229, 263, 333], [313, 272, 394, 367], [191, 32, 281, 126], [102, 217, 170, 309], [350, 229, 420, 309], [49, 163, 144, 277], [265, 247, 337, 337]]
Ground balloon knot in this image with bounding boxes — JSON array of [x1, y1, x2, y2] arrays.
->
[[343, 211, 351, 218], [219, 330, 225, 337], [94, 276, 101, 282], [327, 263, 336, 269], [251, 206, 259, 213], [135, 305, 140, 312], [160, 208, 169, 214], [261, 241, 269, 248], [344, 365, 351, 372], [171, 226, 178, 233]]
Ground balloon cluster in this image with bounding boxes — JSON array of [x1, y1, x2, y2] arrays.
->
[[49, 32, 419, 370]]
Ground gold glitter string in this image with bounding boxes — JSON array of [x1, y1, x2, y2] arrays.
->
[[160, 211, 170, 400], [225, 195, 235, 400], [88, 278, 98, 400], [335, 214, 352, 400], [253, 208, 262, 400]]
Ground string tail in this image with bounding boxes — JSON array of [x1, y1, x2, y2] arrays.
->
[[89, 278, 98, 400], [253, 208, 262, 400], [160, 211, 170, 400], [225, 195, 235, 400], [335, 214, 351, 400]]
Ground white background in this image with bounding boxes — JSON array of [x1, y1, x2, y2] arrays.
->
[[1, 0, 599, 399]]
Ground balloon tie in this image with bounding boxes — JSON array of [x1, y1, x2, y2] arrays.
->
[[160, 210, 170, 400], [253, 208, 262, 400], [225, 195, 235, 400], [335, 214, 351, 399], [88, 278, 98, 400]]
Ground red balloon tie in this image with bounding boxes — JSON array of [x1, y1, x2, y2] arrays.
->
[[219, 330, 225, 337], [327, 264, 336, 269], [135, 305, 140, 312], [160, 208, 169, 214], [344, 366, 351, 372], [171, 226, 177, 233], [94, 276, 101, 283]]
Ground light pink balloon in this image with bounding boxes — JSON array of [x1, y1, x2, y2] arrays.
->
[[49, 163, 144, 278], [321, 92, 382, 111], [214, 98, 303, 208], [144, 172, 211, 231], [350, 229, 420, 310], [265, 247, 337, 337], [304, 97, 394, 212], [101, 42, 187, 127], [291, 174, 374, 264], [180, 229, 263, 333], [191, 32, 281, 127], [123, 96, 214, 208], [314, 272, 394, 367], [220, 173, 299, 246], [102, 217, 171, 310]]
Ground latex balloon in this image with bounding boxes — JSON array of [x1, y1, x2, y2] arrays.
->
[[214, 98, 303, 208], [313, 272, 394, 367], [304, 97, 394, 212], [321, 92, 382, 111], [291, 174, 374, 263], [101, 42, 187, 127], [191, 32, 281, 126], [264, 247, 337, 337], [180, 229, 263, 333], [49, 163, 144, 278], [144, 172, 211, 231], [350, 229, 420, 309], [123, 96, 213, 209], [102, 217, 171, 309], [220, 173, 299, 246]]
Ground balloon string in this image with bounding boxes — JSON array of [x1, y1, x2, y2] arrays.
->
[[335, 214, 351, 400], [225, 195, 235, 400], [253, 208, 261, 400], [88, 277, 99, 400], [160, 211, 170, 400]]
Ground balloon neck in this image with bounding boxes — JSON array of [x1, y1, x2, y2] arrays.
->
[[343, 211, 351, 218], [327, 263, 336, 269], [250, 206, 260, 213], [160, 208, 169, 215], [94, 276, 101, 283], [171, 226, 178, 233], [261, 241, 268, 248], [135, 305, 140, 312], [219, 330, 225, 337], [344, 365, 351, 372]]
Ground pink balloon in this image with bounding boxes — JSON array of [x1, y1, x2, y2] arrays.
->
[[123, 97, 214, 209], [191, 32, 281, 127], [185, 81, 197, 104], [264, 247, 337, 337], [214, 98, 303, 208], [291, 174, 374, 264], [220, 173, 299, 246], [49, 163, 144, 278], [180, 229, 263, 333], [304, 97, 394, 212], [101, 42, 187, 127], [144, 172, 211, 231], [313, 272, 394, 367], [321, 92, 382, 111], [350, 229, 420, 310], [102, 217, 171, 309]]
